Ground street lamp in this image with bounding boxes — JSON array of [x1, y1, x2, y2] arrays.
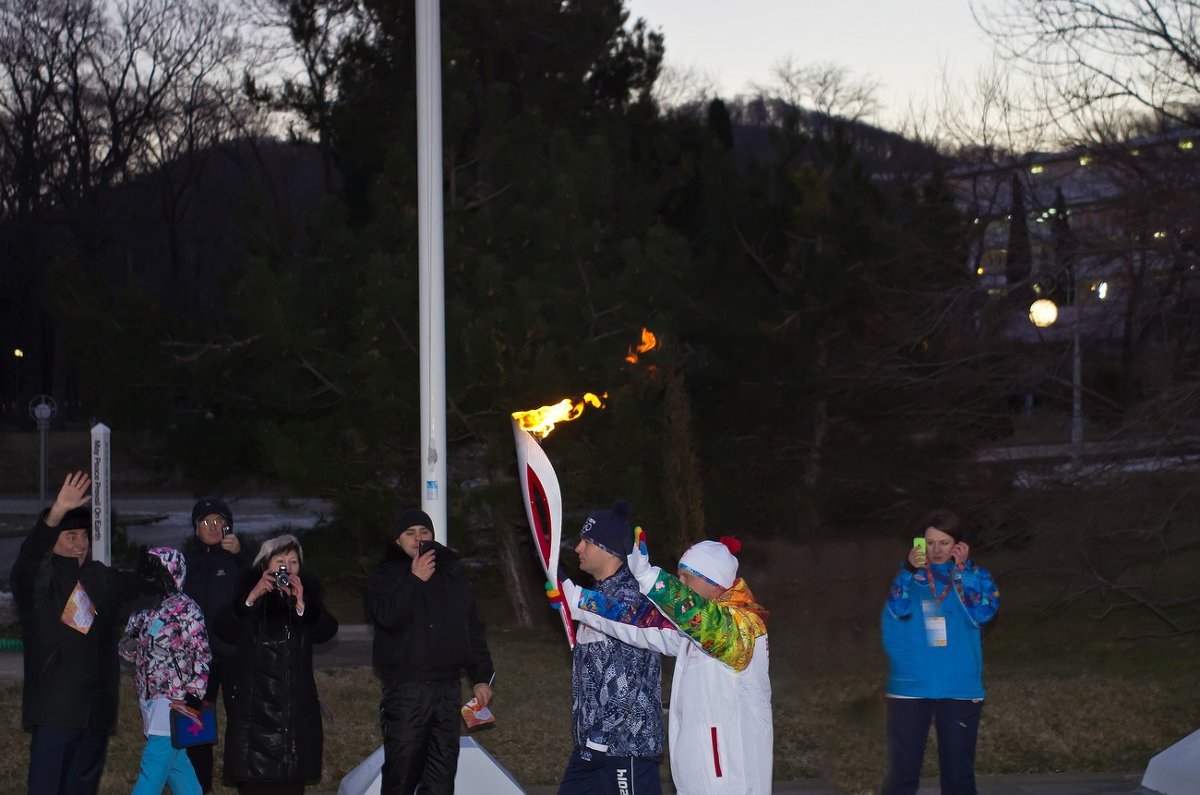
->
[[1028, 299, 1058, 328], [1028, 298, 1083, 464]]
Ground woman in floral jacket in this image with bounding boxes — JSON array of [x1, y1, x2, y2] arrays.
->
[[120, 546, 212, 795]]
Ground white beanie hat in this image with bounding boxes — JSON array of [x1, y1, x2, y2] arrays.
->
[[679, 538, 741, 589]]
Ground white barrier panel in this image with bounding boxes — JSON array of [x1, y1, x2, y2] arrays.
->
[[338, 738, 525, 795], [1142, 728, 1200, 795], [89, 423, 111, 566]]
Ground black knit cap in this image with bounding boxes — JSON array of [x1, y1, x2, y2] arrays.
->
[[393, 508, 435, 539], [57, 506, 91, 533], [580, 499, 633, 558], [191, 497, 233, 532]]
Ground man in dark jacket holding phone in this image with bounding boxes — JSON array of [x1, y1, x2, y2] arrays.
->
[[182, 496, 251, 792], [10, 471, 141, 795], [364, 508, 495, 795]]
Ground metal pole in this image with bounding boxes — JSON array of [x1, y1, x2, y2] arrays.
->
[[1071, 326, 1083, 465], [38, 418, 48, 503], [416, 0, 448, 545], [32, 398, 54, 503]]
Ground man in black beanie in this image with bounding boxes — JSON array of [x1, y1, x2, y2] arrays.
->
[[364, 507, 495, 795], [182, 496, 251, 792], [9, 471, 141, 795]]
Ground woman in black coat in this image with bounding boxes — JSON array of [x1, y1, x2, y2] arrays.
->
[[213, 534, 338, 794]]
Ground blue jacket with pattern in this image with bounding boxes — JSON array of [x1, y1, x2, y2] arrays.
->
[[571, 565, 664, 758], [882, 559, 1000, 699]]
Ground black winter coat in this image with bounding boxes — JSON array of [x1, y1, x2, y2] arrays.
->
[[183, 538, 252, 658], [364, 541, 494, 685], [213, 568, 338, 784], [9, 514, 140, 730]]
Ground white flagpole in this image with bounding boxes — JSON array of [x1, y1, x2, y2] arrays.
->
[[416, 0, 447, 545]]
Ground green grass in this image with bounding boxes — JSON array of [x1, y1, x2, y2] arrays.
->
[[2, 534, 1198, 793]]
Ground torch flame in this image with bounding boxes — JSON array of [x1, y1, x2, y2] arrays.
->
[[512, 392, 607, 440], [624, 327, 657, 364]]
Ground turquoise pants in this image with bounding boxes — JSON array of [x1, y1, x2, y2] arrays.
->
[[132, 735, 202, 795]]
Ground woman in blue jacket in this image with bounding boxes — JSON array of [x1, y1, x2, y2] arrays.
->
[[881, 510, 1000, 795]]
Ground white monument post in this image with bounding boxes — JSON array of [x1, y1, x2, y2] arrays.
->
[[90, 423, 112, 565]]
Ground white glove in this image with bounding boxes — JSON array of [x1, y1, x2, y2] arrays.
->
[[560, 577, 583, 609], [628, 526, 661, 594]]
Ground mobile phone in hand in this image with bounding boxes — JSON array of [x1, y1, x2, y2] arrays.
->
[[912, 537, 926, 555], [419, 539, 435, 557]]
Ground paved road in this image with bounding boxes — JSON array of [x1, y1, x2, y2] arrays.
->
[[0, 494, 333, 591], [0, 623, 372, 681], [392, 772, 1150, 794]]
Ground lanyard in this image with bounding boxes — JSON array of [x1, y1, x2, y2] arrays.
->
[[924, 566, 952, 606]]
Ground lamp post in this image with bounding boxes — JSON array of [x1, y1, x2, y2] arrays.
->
[[28, 394, 57, 503], [10, 348, 24, 422], [1029, 298, 1082, 465]]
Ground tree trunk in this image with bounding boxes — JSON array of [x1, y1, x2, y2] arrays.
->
[[804, 335, 830, 489], [661, 365, 705, 557], [497, 519, 534, 629]]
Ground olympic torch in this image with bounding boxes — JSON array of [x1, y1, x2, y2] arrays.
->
[[511, 393, 605, 649]]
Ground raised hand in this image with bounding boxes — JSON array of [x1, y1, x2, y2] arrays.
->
[[907, 545, 927, 569], [559, 578, 582, 609], [289, 574, 306, 615], [246, 569, 277, 606], [628, 526, 661, 593], [411, 548, 436, 582], [220, 533, 242, 555], [46, 470, 92, 527]]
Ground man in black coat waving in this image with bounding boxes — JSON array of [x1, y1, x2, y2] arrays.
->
[[10, 471, 140, 795], [364, 508, 495, 795]]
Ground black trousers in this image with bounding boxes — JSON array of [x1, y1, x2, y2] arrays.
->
[[883, 697, 983, 795], [27, 725, 109, 795], [186, 656, 237, 793], [379, 679, 461, 795]]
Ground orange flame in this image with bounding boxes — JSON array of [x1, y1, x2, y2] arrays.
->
[[624, 328, 657, 364], [512, 392, 607, 440]]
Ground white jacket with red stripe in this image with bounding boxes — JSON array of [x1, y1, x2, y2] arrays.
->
[[573, 575, 773, 794]]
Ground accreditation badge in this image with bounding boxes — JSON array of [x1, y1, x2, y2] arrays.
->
[[61, 581, 97, 634], [920, 600, 947, 648]]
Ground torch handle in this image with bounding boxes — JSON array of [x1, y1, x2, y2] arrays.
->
[[553, 574, 577, 649]]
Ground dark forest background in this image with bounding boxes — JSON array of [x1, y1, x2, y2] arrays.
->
[[4, 0, 1200, 601]]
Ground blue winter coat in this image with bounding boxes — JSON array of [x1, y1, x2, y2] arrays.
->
[[881, 560, 1000, 699]]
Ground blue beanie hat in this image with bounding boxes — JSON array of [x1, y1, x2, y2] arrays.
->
[[580, 500, 633, 559]]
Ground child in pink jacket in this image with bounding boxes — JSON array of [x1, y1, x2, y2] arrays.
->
[[120, 547, 211, 795]]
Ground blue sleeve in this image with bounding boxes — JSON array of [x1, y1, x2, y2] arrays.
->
[[579, 588, 672, 629], [886, 567, 917, 620], [955, 562, 999, 627]]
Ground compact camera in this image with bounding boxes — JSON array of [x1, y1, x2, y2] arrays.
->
[[274, 565, 291, 589]]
